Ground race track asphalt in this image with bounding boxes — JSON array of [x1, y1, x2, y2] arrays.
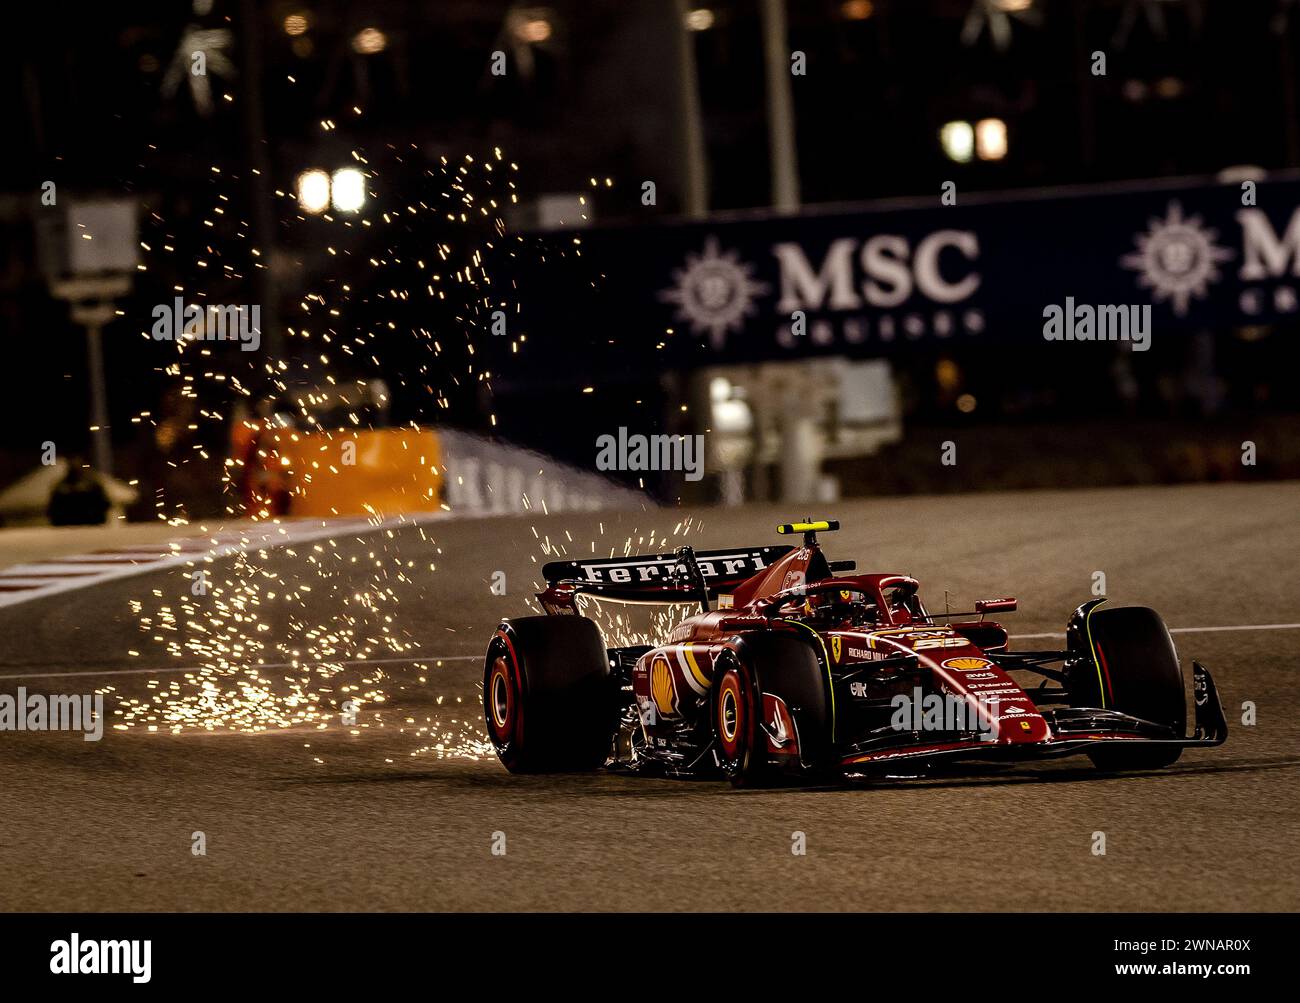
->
[[1, 481, 1298, 911]]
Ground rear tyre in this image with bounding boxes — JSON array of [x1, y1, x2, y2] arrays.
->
[[1067, 605, 1185, 771], [484, 615, 616, 773]]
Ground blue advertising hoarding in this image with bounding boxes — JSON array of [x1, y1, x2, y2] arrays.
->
[[512, 172, 1300, 368]]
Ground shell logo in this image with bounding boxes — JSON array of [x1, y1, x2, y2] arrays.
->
[[943, 656, 994, 671], [650, 656, 680, 718]]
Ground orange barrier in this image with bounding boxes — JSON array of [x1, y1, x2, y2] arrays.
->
[[247, 427, 444, 518]]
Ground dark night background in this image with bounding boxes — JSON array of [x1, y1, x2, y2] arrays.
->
[[3, 0, 1299, 512]]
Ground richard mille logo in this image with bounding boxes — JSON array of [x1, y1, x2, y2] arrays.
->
[[1120, 201, 1233, 316], [659, 236, 769, 349]]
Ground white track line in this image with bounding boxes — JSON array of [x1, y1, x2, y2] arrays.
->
[[0, 513, 448, 609], [3, 622, 1298, 682], [1010, 622, 1300, 640]]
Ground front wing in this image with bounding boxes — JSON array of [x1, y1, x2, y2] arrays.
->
[[839, 661, 1227, 772]]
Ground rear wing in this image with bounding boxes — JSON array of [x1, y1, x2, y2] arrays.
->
[[539, 546, 793, 606]]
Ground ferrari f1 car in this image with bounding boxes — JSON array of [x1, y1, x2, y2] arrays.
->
[[483, 521, 1226, 784]]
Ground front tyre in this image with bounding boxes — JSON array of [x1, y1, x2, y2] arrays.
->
[[484, 615, 616, 773], [1068, 605, 1185, 771], [714, 658, 769, 787], [713, 634, 833, 787]]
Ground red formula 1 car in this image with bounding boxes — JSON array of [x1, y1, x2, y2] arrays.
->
[[483, 521, 1226, 784]]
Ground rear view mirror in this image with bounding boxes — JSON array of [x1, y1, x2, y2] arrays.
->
[[975, 597, 1018, 613]]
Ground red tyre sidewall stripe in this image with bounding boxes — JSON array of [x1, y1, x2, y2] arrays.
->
[[495, 630, 525, 747], [1094, 641, 1115, 705], [718, 670, 743, 759]]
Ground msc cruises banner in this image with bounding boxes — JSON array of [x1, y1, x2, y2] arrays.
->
[[511, 172, 1300, 368]]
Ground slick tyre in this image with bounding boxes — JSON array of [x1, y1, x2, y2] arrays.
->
[[714, 635, 832, 787], [714, 657, 770, 787], [1068, 605, 1185, 771], [484, 616, 616, 773]]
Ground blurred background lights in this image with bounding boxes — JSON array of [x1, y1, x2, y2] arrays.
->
[[514, 13, 553, 43], [840, 0, 874, 20], [975, 117, 1008, 160], [283, 12, 309, 36], [940, 120, 975, 163], [352, 27, 387, 55], [295, 168, 330, 213], [1155, 77, 1185, 99], [330, 168, 367, 212], [685, 8, 715, 31], [936, 357, 962, 393]]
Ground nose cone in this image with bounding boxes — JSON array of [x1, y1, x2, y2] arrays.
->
[[930, 653, 1050, 744]]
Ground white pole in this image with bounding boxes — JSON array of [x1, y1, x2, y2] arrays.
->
[[84, 320, 112, 477], [759, 0, 800, 213], [672, 0, 710, 218]]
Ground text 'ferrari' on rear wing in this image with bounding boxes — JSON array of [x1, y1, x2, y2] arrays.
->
[[540, 546, 793, 603]]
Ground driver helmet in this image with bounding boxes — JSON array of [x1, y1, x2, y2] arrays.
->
[[802, 587, 868, 624]]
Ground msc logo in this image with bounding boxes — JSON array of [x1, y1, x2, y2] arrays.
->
[[658, 236, 770, 349], [650, 656, 680, 718], [942, 656, 994, 671], [831, 636, 843, 663]]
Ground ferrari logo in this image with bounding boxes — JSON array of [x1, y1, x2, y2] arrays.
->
[[840, 589, 851, 601], [831, 636, 842, 663]]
